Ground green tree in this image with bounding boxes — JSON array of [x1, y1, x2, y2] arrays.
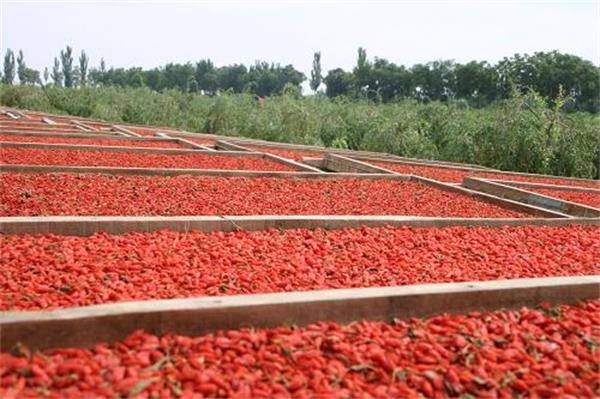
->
[[79, 50, 89, 86], [370, 58, 413, 102], [310, 51, 322, 92], [453, 61, 498, 107], [16, 50, 26, 84], [162, 63, 195, 92], [324, 68, 354, 97], [51, 57, 63, 86], [494, 51, 599, 111], [353, 47, 371, 95], [2, 49, 16, 85], [60, 46, 74, 87], [246, 62, 305, 96], [411, 60, 455, 102], [195, 59, 218, 95], [217, 64, 247, 93]]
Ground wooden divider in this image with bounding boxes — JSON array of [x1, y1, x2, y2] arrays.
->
[[1, 276, 597, 350], [323, 153, 396, 174], [463, 178, 600, 218], [2, 215, 597, 236], [215, 140, 251, 151], [42, 117, 56, 125], [111, 125, 141, 137], [175, 138, 213, 150], [495, 180, 600, 193], [350, 154, 495, 171], [301, 157, 326, 169], [71, 120, 98, 132]]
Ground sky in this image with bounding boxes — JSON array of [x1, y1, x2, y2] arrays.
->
[[1, 0, 598, 89]]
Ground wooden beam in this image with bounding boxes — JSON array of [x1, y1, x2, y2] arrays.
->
[[463, 178, 600, 218], [1, 215, 597, 236], [1, 276, 597, 350]]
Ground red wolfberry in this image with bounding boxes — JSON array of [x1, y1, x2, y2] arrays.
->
[[5, 302, 594, 397], [0, 135, 184, 149], [0, 147, 297, 171], [0, 173, 525, 218], [2, 225, 596, 311]]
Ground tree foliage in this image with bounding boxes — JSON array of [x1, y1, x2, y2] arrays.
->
[[2, 50, 15, 85], [79, 51, 89, 86], [51, 57, 63, 86], [310, 51, 322, 92], [0, 47, 598, 111], [60, 46, 74, 88]]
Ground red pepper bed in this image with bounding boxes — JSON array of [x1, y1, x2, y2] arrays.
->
[[0, 135, 184, 149], [1, 301, 597, 398], [0, 147, 296, 171], [2, 225, 597, 311], [0, 173, 525, 218]]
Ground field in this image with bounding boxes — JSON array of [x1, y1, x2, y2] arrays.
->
[[0, 107, 598, 398], [2, 85, 599, 179]]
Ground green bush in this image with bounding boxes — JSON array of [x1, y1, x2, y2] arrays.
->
[[1, 84, 598, 178]]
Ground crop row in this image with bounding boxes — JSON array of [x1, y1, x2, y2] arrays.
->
[[0, 173, 525, 217], [2, 225, 597, 310], [372, 161, 599, 189], [0, 135, 184, 149], [528, 188, 600, 208], [0, 147, 296, 171], [1, 300, 598, 398], [0, 127, 85, 135], [0, 122, 76, 131]]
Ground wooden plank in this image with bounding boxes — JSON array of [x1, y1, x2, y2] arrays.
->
[[350, 154, 495, 171], [494, 179, 600, 194], [71, 120, 98, 132], [2, 215, 597, 236], [262, 153, 325, 173], [1, 276, 597, 350], [323, 153, 396, 174], [175, 138, 214, 150], [111, 125, 142, 137], [301, 157, 325, 169], [41, 117, 57, 125], [2, 110, 21, 120], [463, 178, 600, 218], [215, 140, 252, 152]]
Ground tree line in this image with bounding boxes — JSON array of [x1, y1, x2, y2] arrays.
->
[[2, 46, 599, 111]]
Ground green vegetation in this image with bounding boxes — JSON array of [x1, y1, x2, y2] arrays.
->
[[2, 84, 598, 179], [3, 47, 599, 112]]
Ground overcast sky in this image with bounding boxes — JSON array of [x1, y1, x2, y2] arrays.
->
[[1, 0, 598, 84]]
